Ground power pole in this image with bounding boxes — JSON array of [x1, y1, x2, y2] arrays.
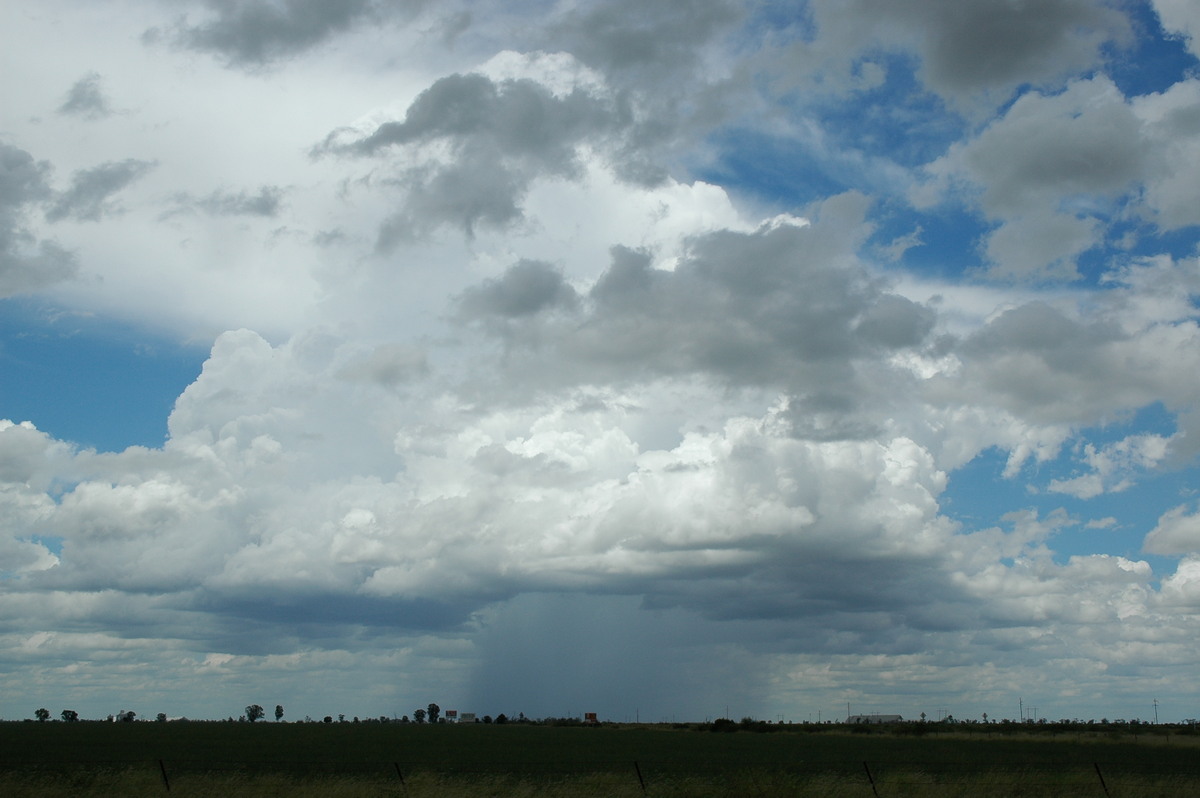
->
[[1154, 699, 1159, 724]]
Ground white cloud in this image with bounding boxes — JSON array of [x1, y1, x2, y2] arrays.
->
[[1153, 0, 1200, 57], [1145, 505, 1200, 555], [1133, 78, 1200, 229], [1047, 433, 1171, 498]]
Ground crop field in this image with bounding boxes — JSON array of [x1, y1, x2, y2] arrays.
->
[[3, 721, 1200, 796]]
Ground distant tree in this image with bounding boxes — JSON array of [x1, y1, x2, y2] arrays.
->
[[35, 708, 50, 722], [339, 714, 345, 723], [414, 708, 427, 724], [495, 713, 508, 725], [117, 710, 136, 722], [245, 704, 265, 723], [427, 703, 440, 723], [60, 709, 79, 723], [323, 716, 333, 724], [157, 713, 168, 723], [482, 715, 493, 724], [275, 704, 284, 722]]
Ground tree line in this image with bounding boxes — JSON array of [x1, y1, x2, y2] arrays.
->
[[28, 703, 537, 725]]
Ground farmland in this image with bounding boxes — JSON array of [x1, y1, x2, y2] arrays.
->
[[3, 720, 1200, 796]]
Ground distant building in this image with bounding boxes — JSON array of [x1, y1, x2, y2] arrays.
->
[[445, 710, 458, 723], [584, 712, 598, 724], [848, 714, 903, 724], [459, 712, 476, 723]]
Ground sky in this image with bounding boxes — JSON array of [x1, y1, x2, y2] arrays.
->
[[2, 0, 1200, 726]]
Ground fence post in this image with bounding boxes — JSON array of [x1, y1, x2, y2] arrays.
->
[[633, 760, 647, 795], [393, 762, 409, 796], [158, 759, 171, 792], [1094, 763, 1111, 797], [862, 761, 880, 798]]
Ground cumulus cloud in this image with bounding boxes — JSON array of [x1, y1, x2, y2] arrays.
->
[[4, 0, 1200, 723]]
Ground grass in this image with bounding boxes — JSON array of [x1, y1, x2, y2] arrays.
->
[[6, 767, 1200, 797], [3, 721, 1200, 796]]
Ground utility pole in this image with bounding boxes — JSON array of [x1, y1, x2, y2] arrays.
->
[[1154, 699, 1159, 724]]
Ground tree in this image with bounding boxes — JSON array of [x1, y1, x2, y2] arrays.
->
[[414, 708, 427, 723], [427, 703, 440, 723], [275, 704, 284, 722], [35, 708, 50, 722], [245, 704, 265, 723], [495, 713, 508, 725], [60, 709, 79, 723], [157, 713, 168, 723]]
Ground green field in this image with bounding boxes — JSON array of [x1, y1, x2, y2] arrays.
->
[[3, 721, 1200, 796]]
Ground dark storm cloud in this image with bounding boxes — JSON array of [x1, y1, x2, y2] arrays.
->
[[162, 0, 422, 66], [317, 72, 634, 240], [458, 260, 579, 319], [321, 73, 620, 162], [804, 0, 1131, 103], [200, 186, 284, 217], [931, 301, 1158, 424], [0, 143, 77, 296], [907, 0, 1130, 95], [545, 0, 742, 80], [45, 159, 156, 223], [336, 343, 430, 387], [58, 72, 112, 119]]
